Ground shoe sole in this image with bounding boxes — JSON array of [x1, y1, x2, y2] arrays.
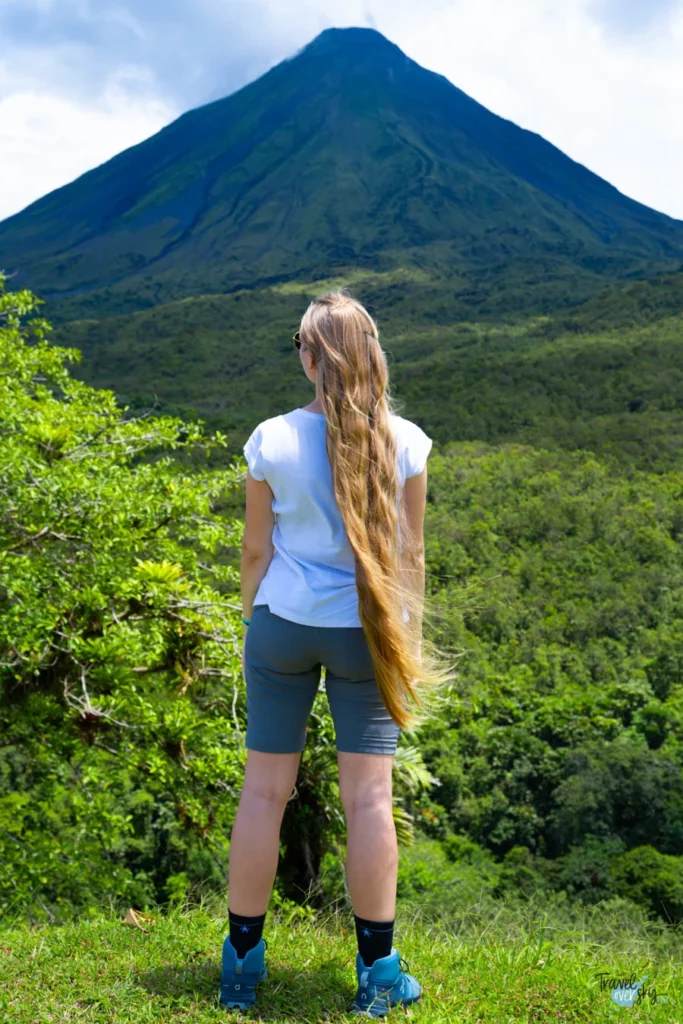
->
[[351, 992, 422, 1018], [219, 965, 267, 1011], [219, 981, 266, 1012]]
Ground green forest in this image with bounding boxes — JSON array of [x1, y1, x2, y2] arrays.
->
[[58, 267, 683, 474], [2, 269, 682, 938]]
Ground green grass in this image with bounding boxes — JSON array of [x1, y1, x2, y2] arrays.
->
[[2, 897, 681, 1022]]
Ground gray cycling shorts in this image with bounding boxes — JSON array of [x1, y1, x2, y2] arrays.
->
[[244, 604, 401, 755]]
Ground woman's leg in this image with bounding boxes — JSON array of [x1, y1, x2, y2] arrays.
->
[[228, 749, 302, 916], [337, 751, 397, 921], [338, 753, 423, 1011]]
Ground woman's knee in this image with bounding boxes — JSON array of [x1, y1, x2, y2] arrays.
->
[[241, 750, 301, 808], [338, 752, 394, 818]]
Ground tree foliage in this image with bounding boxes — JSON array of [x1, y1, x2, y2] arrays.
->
[[0, 278, 435, 921], [2, 275, 683, 926], [0, 277, 254, 918], [412, 442, 683, 920]]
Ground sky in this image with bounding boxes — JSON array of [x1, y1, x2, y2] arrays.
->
[[1, 0, 682, 222]]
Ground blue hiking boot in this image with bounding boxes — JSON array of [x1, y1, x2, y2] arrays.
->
[[352, 947, 422, 1017], [219, 935, 268, 1010]]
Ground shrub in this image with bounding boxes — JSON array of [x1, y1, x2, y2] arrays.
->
[[610, 846, 683, 924]]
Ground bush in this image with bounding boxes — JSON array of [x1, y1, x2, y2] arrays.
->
[[547, 739, 683, 856], [494, 845, 550, 899], [551, 837, 627, 904], [397, 835, 501, 914], [610, 846, 683, 924], [0, 277, 248, 919]]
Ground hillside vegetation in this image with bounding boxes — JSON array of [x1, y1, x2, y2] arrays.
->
[[2, 277, 683, 936], [57, 267, 683, 473]]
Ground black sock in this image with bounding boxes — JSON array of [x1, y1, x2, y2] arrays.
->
[[354, 915, 395, 967], [228, 910, 266, 958]]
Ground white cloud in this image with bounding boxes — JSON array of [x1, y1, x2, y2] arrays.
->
[[0, 0, 682, 222], [0, 77, 174, 221]]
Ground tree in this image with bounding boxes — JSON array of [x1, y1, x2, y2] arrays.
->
[[0, 276, 248, 919]]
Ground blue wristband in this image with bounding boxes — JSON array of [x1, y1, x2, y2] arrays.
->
[[242, 616, 251, 626]]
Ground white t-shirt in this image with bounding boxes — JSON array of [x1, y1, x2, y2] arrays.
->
[[243, 408, 433, 628]]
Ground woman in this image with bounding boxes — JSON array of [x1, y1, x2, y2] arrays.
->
[[220, 290, 454, 1017]]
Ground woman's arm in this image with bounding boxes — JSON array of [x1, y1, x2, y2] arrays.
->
[[241, 471, 276, 629], [400, 466, 428, 650]]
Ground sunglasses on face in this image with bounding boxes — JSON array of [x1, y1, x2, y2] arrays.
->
[[293, 328, 378, 350]]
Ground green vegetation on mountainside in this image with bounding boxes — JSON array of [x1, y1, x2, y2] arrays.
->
[[3, 278, 683, 929], [416, 442, 683, 920], [58, 268, 683, 473], [2, 28, 682, 318]]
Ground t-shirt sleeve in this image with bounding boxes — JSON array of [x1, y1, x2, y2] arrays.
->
[[243, 423, 267, 481], [403, 420, 433, 478]]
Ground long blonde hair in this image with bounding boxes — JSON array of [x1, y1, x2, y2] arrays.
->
[[298, 290, 457, 730]]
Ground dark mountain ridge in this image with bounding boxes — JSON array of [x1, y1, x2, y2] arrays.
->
[[1, 26, 682, 314]]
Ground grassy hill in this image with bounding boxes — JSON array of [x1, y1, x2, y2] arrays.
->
[[2, 899, 680, 1022], [1, 27, 683, 320]]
